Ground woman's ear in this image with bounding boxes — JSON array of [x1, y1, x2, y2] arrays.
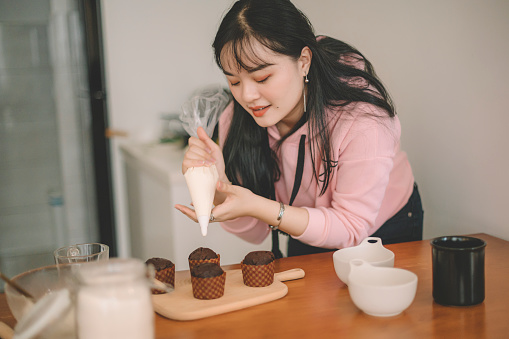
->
[[299, 46, 312, 76]]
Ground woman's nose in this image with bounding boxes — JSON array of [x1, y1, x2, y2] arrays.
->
[[240, 82, 260, 103]]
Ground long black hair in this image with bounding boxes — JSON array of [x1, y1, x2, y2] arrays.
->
[[213, 0, 395, 198]]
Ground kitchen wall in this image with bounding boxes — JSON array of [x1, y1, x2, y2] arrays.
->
[[100, 0, 509, 256], [296, 0, 509, 241]]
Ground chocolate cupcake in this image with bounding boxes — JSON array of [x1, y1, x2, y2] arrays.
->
[[145, 257, 175, 294], [188, 247, 220, 270], [241, 251, 275, 287], [190, 262, 226, 300]]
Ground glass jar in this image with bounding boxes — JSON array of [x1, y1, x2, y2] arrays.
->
[[76, 258, 154, 339]]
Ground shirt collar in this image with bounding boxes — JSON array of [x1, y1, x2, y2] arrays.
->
[[267, 122, 308, 144]]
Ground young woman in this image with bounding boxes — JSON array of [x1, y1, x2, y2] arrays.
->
[[175, 0, 423, 257]]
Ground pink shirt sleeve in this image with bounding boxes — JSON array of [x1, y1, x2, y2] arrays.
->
[[294, 111, 399, 249]]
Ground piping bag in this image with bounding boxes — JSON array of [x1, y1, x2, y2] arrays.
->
[[180, 86, 230, 236], [184, 166, 219, 236]]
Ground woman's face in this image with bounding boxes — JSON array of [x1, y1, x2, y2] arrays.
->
[[220, 40, 311, 133]]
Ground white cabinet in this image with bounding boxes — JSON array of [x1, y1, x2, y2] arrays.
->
[[120, 143, 272, 270]]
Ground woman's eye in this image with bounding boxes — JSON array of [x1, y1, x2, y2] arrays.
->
[[230, 81, 240, 86], [256, 75, 270, 83]]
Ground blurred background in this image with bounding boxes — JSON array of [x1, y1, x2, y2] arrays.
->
[[0, 0, 113, 290]]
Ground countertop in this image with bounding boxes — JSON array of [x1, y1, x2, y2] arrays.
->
[[2, 233, 509, 338]]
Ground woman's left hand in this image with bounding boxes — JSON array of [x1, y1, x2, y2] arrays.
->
[[208, 181, 257, 222], [174, 202, 199, 223], [175, 180, 255, 224]]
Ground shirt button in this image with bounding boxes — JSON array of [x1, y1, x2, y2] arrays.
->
[[408, 212, 413, 218]]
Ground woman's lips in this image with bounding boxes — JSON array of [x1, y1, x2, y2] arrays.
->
[[250, 105, 271, 117]]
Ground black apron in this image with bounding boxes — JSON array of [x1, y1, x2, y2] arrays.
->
[[271, 135, 334, 258]]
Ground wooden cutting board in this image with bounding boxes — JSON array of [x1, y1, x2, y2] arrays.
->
[[152, 268, 305, 321]]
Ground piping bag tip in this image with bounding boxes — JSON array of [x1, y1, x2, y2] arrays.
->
[[197, 215, 209, 236]]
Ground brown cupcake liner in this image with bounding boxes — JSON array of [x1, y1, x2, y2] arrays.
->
[[188, 254, 221, 271], [241, 261, 275, 287], [191, 271, 226, 300], [152, 266, 175, 295]]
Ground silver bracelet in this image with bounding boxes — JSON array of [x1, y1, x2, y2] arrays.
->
[[269, 202, 285, 231]]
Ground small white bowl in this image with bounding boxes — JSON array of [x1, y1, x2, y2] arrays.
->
[[332, 237, 394, 285], [348, 259, 418, 317]]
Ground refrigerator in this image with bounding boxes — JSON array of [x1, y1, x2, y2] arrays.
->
[[0, 0, 112, 290]]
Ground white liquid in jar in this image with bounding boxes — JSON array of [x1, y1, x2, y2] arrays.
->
[[77, 261, 154, 339]]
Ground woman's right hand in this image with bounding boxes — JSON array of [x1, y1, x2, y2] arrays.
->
[[182, 127, 229, 205], [183, 127, 215, 170]]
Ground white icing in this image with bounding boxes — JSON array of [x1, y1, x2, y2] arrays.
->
[[184, 165, 219, 236]]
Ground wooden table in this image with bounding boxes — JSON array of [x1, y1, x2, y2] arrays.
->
[[1, 233, 509, 338]]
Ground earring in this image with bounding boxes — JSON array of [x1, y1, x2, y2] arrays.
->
[[303, 85, 307, 113], [303, 74, 309, 112], [303, 90, 307, 112]]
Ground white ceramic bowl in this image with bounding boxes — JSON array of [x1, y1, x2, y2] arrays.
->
[[4, 264, 75, 321], [332, 237, 394, 285], [5, 264, 76, 338], [348, 259, 418, 317]]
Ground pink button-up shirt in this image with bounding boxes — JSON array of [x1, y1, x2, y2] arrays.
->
[[218, 100, 414, 249]]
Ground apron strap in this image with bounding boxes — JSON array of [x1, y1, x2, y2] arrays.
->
[[271, 134, 306, 259]]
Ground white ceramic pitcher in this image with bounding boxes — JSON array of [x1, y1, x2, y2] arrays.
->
[[332, 237, 394, 285]]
